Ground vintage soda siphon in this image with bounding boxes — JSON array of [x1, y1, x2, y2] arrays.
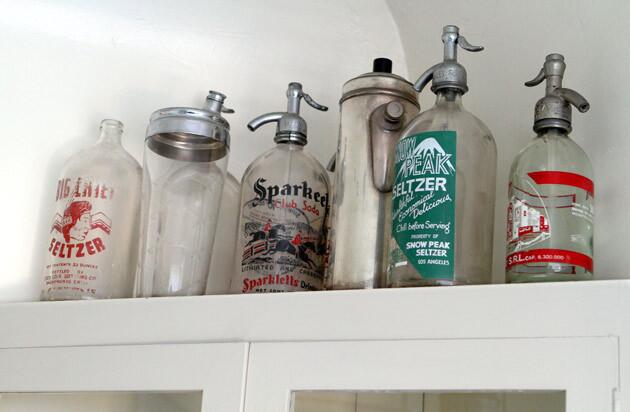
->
[[41, 119, 142, 300], [506, 54, 593, 282], [233, 82, 330, 293], [388, 26, 497, 287], [327, 58, 420, 290]]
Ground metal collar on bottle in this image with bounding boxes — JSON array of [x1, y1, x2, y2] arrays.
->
[[274, 131, 308, 146], [146, 90, 234, 162]]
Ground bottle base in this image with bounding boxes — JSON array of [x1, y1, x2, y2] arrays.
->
[[41, 293, 100, 301], [329, 279, 380, 290], [507, 263, 592, 283], [508, 273, 592, 283], [388, 279, 484, 288], [41, 290, 131, 301]]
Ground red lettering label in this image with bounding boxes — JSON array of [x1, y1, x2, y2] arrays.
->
[[506, 249, 593, 272]]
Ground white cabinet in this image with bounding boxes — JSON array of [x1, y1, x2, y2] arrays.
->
[[246, 338, 617, 412], [0, 343, 247, 412], [0, 281, 627, 411]]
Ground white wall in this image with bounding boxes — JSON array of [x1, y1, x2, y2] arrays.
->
[[388, 0, 630, 282], [0, 0, 406, 302]]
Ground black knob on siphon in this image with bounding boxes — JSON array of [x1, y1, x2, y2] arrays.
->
[[373, 58, 392, 73]]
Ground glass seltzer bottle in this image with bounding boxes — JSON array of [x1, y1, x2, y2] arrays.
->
[[506, 54, 593, 282], [42, 119, 142, 300], [233, 83, 329, 293], [388, 26, 497, 287]]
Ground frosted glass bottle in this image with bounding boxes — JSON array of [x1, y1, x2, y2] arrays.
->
[[506, 53, 593, 282], [232, 82, 330, 293], [388, 26, 496, 287], [41, 119, 142, 300]]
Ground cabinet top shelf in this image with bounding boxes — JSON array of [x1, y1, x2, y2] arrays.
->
[[1, 280, 628, 350]]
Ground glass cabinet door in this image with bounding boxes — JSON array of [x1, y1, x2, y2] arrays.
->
[[0, 391, 203, 412], [292, 391, 565, 412], [244, 338, 618, 412], [0, 343, 247, 412]]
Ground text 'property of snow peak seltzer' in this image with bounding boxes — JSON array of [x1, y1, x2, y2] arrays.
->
[[392, 131, 457, 281]]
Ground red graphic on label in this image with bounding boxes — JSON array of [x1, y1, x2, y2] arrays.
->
[[291, 232, 302, 246], [263, 220, 272, 233], [506, 249, 593, 272], [527, 171, 594, 196], [48, 199, 112, 260], [51, 200, 112, 243], [45, 178, 116, 298], [517, 215, 549, 236], [507, 197, 551, 243]]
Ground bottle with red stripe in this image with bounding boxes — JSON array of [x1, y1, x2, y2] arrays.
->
[[506, 54, 593, 282]]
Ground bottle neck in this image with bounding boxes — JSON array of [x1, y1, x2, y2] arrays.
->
[[276, 140, 305, 150], [536, 127, 569, 139], [435, 89, 463, 106], [96, 119, 124, 145]]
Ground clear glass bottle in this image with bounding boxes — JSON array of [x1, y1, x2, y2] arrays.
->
[[41, 119, 142, 300], [206, 172, 240, 295], [232, 83, 330, 293], [137, 91, 233, 297], [506, 54, 593, 282], [388, 26, 497, 287]]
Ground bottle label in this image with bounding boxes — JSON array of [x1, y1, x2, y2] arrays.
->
[[238, 177, 328, 293], [506, 171, 594, 273], [506, 249, 593, 272], [43, 176, 115, 298], [391, 131, 457, 280]]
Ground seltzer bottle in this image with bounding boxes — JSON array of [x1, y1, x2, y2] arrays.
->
[[233, 83, 330, 293], [506, 54, 593, 282], [42, 119, 142, 300], [388, 26, 497, 286]]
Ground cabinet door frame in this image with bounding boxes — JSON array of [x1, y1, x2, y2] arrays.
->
[[0, 342, 248, 412], [244, 337, 619, 412]]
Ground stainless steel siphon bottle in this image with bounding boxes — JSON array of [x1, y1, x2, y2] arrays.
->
[[42, 119, 142, 300], [388, 26, 497, 287], [137, 91, 233, 297], [506, 54, 593, 282], [232, 82, 329, 293], [327, 58, 420, 289]]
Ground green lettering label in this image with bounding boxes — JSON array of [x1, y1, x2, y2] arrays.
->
[[391, 131, 456, 280]]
